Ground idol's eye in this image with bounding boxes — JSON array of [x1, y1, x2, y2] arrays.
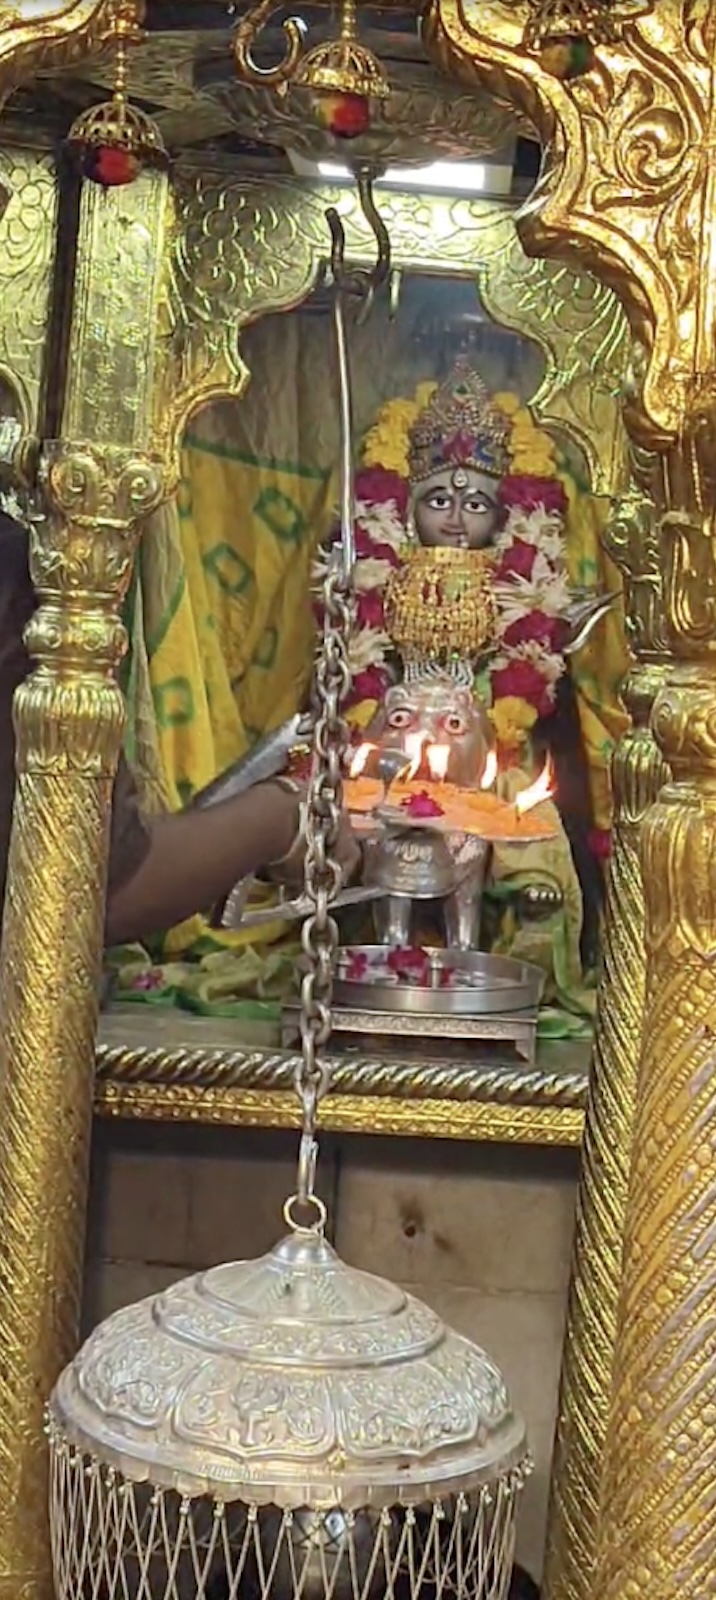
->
[[425, 491, 451, 511], [443, 712, 468, 736], [388, 707, 414, 730], [464, 496, 494, 516]]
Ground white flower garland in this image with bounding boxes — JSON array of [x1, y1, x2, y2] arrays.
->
[[491, 500, 572, 713]]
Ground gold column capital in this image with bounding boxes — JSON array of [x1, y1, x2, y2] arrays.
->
[[651, 661, 716, 777], [40, 438, 163, 527], [10, 442, 165, 778]]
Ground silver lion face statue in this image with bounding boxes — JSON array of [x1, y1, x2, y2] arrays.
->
[[366, 680, 493, 789], [362, 678, 493, 951]]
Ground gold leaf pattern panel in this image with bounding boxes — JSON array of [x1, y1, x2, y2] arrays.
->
[[0, 144, 58, 428]]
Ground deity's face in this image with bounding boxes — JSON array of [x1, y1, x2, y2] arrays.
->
[[412, 466, 501, 551], [368, 680, 492, 788]]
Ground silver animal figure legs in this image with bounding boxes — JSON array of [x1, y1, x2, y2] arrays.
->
[[443, 881, 482, 950], [373, 893, 413, 946], [443, 839, 491, 950]]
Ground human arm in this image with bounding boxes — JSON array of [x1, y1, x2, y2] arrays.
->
[[106, 773, 360, 945], [0, 513, 358, 949]]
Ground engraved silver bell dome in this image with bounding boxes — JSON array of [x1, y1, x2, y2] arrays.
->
[[50, 1225, 526, 1506], [48, 1220, 530, 1600]]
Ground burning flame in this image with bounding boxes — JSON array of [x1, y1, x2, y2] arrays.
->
[[481, 749, 498, 791], [349, 742, 374, 778], [426, 743, 450, 782], [515, 756, 556, 817], [403, 731, 427, 780]]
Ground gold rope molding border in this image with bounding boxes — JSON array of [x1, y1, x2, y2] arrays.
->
[[94, 1041, 587, 1146]]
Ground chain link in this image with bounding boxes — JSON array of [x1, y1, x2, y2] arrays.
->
[[294, 561, 353, 1204]]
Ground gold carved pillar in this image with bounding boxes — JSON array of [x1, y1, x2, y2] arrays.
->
[[423, 1, 716, 1595], [596, 432, 716, 1600], [0, 161, 169, 1600], [542, 457, 670, 1600]]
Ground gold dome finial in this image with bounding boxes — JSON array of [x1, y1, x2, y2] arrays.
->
[[66, 5, 167, 185]]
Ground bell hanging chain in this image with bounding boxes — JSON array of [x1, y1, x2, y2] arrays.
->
[[290, 561, 353, 1229], [288, 183, 391, 1233]]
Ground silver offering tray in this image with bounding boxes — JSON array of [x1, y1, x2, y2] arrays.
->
[[282, 946, 545, 1064], [334, 946, 544, 1017]]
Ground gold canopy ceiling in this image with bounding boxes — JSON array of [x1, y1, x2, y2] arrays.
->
[[7, 0, 532, 175]]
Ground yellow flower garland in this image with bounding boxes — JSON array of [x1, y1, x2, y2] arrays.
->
[[490, 697, 538, 750]]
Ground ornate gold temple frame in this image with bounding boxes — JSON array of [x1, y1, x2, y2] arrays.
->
[[0, 72, 631, 1591], [0, 2, 699, 1597], [94, 1011, 587, 1144]]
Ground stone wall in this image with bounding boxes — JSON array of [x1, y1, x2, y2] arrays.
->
[[84, 1121, 579, 1580]]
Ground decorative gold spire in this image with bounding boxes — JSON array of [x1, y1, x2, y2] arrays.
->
[[408, 359, 511, 485]]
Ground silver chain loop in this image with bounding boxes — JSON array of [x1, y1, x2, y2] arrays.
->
[[294, 562, 353, 1207]]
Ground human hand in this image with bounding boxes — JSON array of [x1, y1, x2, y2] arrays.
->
[[265, 781, 362, 893]]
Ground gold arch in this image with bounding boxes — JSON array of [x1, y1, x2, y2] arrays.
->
[[0, 145, 633, 498], [150, 166, 633, 494]]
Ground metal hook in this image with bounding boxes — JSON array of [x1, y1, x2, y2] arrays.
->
[[232, 0, 307, 86], [325, 163, 391, 307], [356, 165, 391, 291]]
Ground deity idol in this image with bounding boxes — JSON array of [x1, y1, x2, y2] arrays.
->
[[325, 360, 618, 1001]]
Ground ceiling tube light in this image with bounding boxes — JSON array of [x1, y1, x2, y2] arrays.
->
[[317, 159, 488, 193]]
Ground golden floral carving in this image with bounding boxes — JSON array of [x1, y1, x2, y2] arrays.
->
[[426, 0, 712, 446], [0, 2, 142, 107], [0, 146, 58, 428]]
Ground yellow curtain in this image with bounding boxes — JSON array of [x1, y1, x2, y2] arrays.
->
[[145, 433, 332, 810]]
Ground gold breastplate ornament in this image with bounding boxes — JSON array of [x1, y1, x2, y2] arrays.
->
[[384, 546, 498, 667]]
